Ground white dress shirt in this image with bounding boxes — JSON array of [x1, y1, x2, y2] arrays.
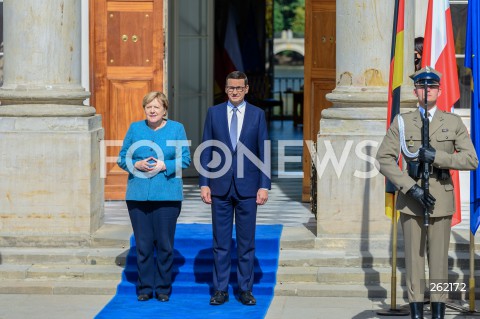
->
[[419, 105, 437, 122]]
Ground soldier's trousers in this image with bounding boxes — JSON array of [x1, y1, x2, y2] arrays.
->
[[400, 213, 452, 303]]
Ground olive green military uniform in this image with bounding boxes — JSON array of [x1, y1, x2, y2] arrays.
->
[[376, 108, 478, 302]]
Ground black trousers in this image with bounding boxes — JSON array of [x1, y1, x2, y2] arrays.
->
[[127, 200, 181, 296]]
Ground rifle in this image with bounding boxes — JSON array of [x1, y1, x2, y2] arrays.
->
[[421, 80, 430, 227]]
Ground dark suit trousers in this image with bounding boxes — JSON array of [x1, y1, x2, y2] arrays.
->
[[211, 183, 257, 293], [127, 200, 181, 296]]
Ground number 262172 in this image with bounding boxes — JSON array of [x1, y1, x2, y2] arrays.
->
[[429, 282, 466, 292]]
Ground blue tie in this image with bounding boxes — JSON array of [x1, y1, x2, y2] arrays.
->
[[230, 107, 238, 149]]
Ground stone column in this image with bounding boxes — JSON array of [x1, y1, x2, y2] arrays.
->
[[316, 0, 416, 248], [0, 0, 104, 246]]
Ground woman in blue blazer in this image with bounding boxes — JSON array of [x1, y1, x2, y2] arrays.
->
[[117, 91, 191, 302]]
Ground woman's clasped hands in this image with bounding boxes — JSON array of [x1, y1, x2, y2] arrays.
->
[[134, 156, 166, 173]]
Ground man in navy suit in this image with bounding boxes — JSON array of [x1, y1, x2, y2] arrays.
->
[[199, 71, 271, 306]]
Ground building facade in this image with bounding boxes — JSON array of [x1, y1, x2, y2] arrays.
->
[[0, 0, 474, 242]]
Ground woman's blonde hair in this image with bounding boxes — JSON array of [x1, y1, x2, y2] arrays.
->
[[142, 91, 169, 112]]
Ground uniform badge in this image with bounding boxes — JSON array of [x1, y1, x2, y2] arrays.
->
[[408, 140, 414, 147], [442, 128, 449, 132]]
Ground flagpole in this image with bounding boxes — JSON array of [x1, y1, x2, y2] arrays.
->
[[377, 194, 409, 316], [465, 0, 479, 314], [391, 206, 398, 310], [469, 232, 476, 312], [377, 0, 408, 314], [450, 230, 480, 314], [442, 231, 480, 315]]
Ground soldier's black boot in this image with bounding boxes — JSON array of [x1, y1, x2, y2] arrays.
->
[[409, 302, 424, 319], [430, 302, 445, 319]]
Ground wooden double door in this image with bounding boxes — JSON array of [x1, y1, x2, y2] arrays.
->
[[90, 0, 164, 199], [90, 0, 336, 202], [303, 0, 336, 201]]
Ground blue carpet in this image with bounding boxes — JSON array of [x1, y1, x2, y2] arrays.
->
[[95, 223, 283, 319]]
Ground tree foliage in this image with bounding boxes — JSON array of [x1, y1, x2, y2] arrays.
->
[[291, 5, 305, 34], [274, 0, 305, 35]]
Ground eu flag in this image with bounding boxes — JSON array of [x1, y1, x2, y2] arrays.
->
[[466, 0, 480, 235]]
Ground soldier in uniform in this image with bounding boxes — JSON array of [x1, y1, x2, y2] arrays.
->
[[376, 66, 478, 319]]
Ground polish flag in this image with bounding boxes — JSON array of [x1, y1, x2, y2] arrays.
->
[[214, 5, 244, 100], [422, 0, 462, 226], [422, 0, 460, 110], [223, 6, 244, 72]]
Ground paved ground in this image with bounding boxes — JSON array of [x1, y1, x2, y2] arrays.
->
[[105, 177, 315, 227], [1, 294, 480, 319]]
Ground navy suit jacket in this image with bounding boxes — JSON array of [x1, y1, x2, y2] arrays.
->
[[199, 102, 271, 197]]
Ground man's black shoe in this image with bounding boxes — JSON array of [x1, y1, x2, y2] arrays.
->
[[239, 290, 256, 306], [210, 290, 229, 305], [156, 294, 169, 302], [137, 293, 152, 301]]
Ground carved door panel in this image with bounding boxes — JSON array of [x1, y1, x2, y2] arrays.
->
[[90, 0, 164, 199], [303, 0, 336, 202]]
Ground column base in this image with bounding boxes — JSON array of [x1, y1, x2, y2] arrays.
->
[[0, 115, 104, 243], [316, 107, 414, 239]]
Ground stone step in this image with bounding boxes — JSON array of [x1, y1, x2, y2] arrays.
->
[[0, 271, 476, 298], [277, 266, 400, 284], [1, 224, 479, 298], [279, 249, 480, 269], [0, 279, 118, 295], [0, 264, 124, 281], [279, 249, 398, 268], [279, 226, 316, 249], [88, 224, 318, 249], [274, 282, 480, 300], [0, 247, 129, 266], [90, 224, 131, 248], [312, 228, 480, 252], [274, 282, 401, 298], [277, 266, 480, 285], [2, 245, 478, 270], [0, 257, 475, 288]]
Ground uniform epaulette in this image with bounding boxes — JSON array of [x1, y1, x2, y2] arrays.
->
[[440, 110, 461, 119], [401, 109, 419, 116]]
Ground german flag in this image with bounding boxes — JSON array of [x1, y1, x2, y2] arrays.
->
[[385, 0, 404, 219]]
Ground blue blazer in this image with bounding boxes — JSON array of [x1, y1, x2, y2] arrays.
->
[[117, 120, 191, 201], [199, 102, 271, 197]]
